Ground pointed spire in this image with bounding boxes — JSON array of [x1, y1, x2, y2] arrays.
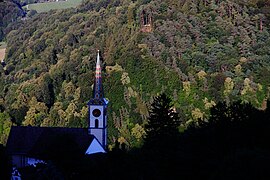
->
[[95, 50, 101, 79], [93, 50, 104, 99]]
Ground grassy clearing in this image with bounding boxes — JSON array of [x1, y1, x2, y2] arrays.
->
[[25, 0, 83, 13]]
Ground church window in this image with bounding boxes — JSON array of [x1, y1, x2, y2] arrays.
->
[[95, 119, 99, 128]]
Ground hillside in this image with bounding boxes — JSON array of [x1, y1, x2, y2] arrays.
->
[[0, 0, 25, 41], [1, 0, 270, 147]]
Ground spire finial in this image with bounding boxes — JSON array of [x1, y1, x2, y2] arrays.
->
[[97, 50, 100, 64]]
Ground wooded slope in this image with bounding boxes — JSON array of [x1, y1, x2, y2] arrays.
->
[[1, 0, 270, 147]]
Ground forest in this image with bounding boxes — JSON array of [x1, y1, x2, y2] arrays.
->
[[0, 0, 26, 41], [1, 0, 270, 150], [1, 94, 270, 179]]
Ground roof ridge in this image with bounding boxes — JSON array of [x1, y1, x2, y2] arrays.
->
[[11, 126, 88, 130]]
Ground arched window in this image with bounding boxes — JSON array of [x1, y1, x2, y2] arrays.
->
[[95, 119, 99, 128]]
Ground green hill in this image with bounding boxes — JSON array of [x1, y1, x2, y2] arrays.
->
[[1, 0, 270, 147]]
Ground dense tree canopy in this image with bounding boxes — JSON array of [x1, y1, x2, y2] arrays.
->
[[0, 0, 270, 148], [0, 0, 25, 41]]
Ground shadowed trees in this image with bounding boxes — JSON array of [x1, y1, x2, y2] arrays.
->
[[185, 101, 270, 152], [143, 93, 181, 150], [141, 93, 182, 179], [182, 100, 270, 179], [0, 144, 10, 179], [13, 97, 270, 179]]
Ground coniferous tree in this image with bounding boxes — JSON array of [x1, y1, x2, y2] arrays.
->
[[144, 93, 181, 148]]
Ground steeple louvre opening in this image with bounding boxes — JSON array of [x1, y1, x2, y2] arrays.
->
[[95, 119, 99, 128]]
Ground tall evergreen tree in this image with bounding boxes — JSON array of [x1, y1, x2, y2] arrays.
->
[[144, 93, 181, 148]]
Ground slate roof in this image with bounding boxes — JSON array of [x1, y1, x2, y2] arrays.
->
[[6, 126, 95, 159]]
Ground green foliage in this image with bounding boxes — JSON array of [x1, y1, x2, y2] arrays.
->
[[1, 0, 270, 148], [0, 112, 12, 145], [0, 0, 25, 41], [0, 42, 7, 49]]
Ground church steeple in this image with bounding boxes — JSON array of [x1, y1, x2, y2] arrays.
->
[[93, 50, 104, 99], [88, 50, 109, 150]]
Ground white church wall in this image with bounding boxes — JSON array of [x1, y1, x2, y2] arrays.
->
[[89, 106, 104, 127], [90, 129, 103, 144]]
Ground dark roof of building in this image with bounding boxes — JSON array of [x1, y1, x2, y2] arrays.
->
[[6, 126, 94, 159]]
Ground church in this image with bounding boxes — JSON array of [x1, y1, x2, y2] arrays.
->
[[6, 51, 109, 168]]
